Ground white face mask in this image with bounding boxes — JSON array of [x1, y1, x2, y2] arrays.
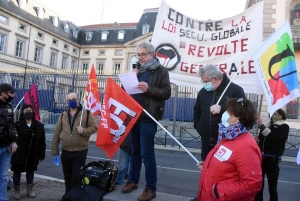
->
[[221, 111, 230, 127]]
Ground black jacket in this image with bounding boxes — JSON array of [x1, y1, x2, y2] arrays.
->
[[258, 120, 289, 155], [139, 65, 171, 120], [11, 120, 46, 172], [193, 74, 245, 145], [0, 100, 17, 147]]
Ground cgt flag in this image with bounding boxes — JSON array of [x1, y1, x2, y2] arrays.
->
[[252, 20, 300, 116], [96, 78, 143, 159], [84, 64, 101, 116], [24, 83, 40, 120]]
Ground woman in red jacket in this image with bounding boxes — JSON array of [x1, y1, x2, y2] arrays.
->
[[197, 98, 262, 201]]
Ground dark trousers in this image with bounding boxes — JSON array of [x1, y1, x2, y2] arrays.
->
[[255, 156, 279, 201], [13, 171, 34, 186], [61, 149, 88, 194], [201, 143, 215, 161]]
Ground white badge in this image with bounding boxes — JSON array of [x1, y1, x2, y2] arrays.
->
[[214, 145, 233, 162]]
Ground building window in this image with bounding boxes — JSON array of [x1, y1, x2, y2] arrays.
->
[[19, 23, 26, 32], [142, 24, 150, 34], [50, 52, 57, 67], [101, 31, 109, 41], [115, 50, 123, 56], [34, 47, 42, 63], [0, 77, 2, 84], [82, 62, 88, 74], [16, 40, 24, 58], [86, 32, 93, 41], [51, 16, 59, 27], [53, 39, 58, 46], [37, 32, 44, 39], [98, 50, 105, 56], [72, 28, 78, 38], [64, 44, 69, 51], [118, 30, 125, 40], [12, 79, 21, 89], [63, 22, 69, 33], [71, 59, 77, 71], [61, 56, 68, 69], [73, 48, 78, 55], [34, 7, 45, 19], [0, 34, 6, 53], [113, 63, 121, 74], [18, 0, 27, 10], [97, 62, 104, 74], [0, 14, 8, 24], [83, 50, 90, 56]]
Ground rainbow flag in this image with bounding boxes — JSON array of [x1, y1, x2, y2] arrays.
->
[[252, 21, 300, 116]]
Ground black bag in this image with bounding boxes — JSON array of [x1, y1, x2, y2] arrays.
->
[[64, 185, 106, 201], [80, 160, 118, 192]]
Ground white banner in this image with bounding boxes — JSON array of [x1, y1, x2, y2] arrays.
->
[[151, 1, 264, 94]]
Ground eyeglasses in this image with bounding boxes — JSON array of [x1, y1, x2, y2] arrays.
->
[[237, 97, 244, 106], [67, 98, 77, 102], [135, 52, 149, 58], [200, 78, 213, 84]]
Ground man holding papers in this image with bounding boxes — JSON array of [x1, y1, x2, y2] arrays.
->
[[121, 41, 171, 201]]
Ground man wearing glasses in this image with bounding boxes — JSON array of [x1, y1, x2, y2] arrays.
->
[[193, 64, 245, 162], [121, 42, 171, 201], [0, 83, 18, 201], [51, 92, 97, 201]]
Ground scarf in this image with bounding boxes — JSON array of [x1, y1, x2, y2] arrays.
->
[[217, 123, 248, 143], [138, 57, 160, 73]]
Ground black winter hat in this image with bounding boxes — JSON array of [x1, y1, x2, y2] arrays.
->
[[0, 83, 16, 93]]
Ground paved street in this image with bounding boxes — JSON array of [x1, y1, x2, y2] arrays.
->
[[35, 130, 300, 200]]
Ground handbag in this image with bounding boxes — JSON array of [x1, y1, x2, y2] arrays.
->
[[80, 160, 118, 192]]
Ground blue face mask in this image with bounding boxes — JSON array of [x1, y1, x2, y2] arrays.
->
[[221, 111, 230, 127], [68, 100, 77, 108], [203, 82, 214, 91]]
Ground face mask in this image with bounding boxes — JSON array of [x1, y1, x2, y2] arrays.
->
[[24, 112, 33, 120], [221, 111, 230, 127], [4, 94, 14, 103], [203, 82, 214, 91], [68, 100, 77, 108], [272, 115, 281, 122]]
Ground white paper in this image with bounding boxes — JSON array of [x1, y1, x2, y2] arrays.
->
[[297, 149, 300, 165], [118, 72, 143, 95]]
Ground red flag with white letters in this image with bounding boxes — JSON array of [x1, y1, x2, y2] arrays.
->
[[24, 83, 40, 120], [96, 78, 143, 159], [84, 64, 101, 116]]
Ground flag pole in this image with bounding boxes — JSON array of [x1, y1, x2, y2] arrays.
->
[[142, 109, 199, 163], [216, 62, 246, 105], [13, 97, 24, 112], [79, 103, 84, 127]]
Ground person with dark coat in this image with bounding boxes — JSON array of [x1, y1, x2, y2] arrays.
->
[[193, 64, 245, 161], [0, 83, 18, 201], [10, 104, 46, 200], [255, 109, 289, 201]]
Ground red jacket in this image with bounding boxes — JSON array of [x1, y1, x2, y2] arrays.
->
[[198, 132, 262, 201]]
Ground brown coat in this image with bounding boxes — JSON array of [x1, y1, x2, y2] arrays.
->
[[51, 109, 97, 155]]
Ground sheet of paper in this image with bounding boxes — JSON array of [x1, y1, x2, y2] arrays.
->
[[118, 72, 143, 95], [297, 149, 300, 165]]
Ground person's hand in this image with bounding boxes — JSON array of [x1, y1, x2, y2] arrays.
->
[[9, 142, 18, 154], [257, 116, 263, 126], [137, 82, 148, 92], [210, 105, 221, 115], [77, 126, 83, 134], [132, 68, 139, 76], [197, 161, 205, 171]]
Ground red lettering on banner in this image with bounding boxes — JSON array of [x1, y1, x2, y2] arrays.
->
[[208, 47, 215, 57], [249, 60, 255, 73], [197, 46, 204, 57], [219, 64, 227, 74], [241, 38, 248, 52], [216, 46, 224, 56], [162, 20, 176, 33], [240, 16, 247, 24], [188, 44, 196, 56]]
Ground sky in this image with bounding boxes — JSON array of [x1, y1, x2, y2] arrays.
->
[[33, 0, 247, 26]]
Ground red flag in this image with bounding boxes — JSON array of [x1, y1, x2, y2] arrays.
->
[[24, 83, 40, 120], [84, 64, 101, 116], [96, 78, 143, 159]]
